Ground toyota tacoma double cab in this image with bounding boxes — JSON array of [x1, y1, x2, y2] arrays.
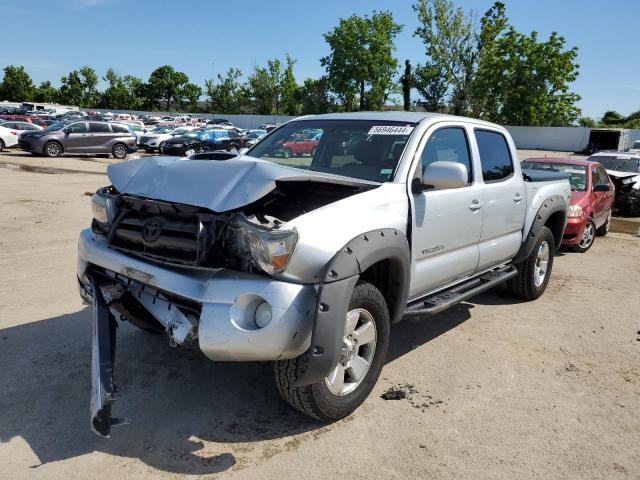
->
[[78, 112, 570, 436]]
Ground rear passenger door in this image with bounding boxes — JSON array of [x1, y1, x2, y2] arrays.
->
[[408, 124, 483, 297], [474, 128, 526, 271], [87, 122, 112, 152]]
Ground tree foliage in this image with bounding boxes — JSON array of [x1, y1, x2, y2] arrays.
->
[[205, 68, 244, 113], [322, 11, 402, 111], [0, 65, 35, 101], [248, 59, 283, 115], [145, 65, 201, 111], [413, 0, 581, 126], [59, 66, 99, 107], [33, 81, 58, 103]]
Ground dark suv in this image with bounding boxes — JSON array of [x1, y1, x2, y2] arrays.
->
[[19, 121, 137, 159]]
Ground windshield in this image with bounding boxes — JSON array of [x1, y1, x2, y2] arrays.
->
[[589, 155, 640, 173], [43, 121, 67, 132], [152, 126, 175, 134], [245, 130, 267, 139], [248, 120, 416, 182], [521, 161, 588, 191]]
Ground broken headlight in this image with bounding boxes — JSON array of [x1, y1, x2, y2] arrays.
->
[[235, 216, 298, 274], [91, 187, 117, 225]]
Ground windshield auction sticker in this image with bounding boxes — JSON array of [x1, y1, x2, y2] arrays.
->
[[368, 125, 414, 135]]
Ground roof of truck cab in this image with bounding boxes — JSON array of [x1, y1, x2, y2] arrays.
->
[[294, 111, 503, 128]]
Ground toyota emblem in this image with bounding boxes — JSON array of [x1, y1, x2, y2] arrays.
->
[[141, 219, 162, 242]]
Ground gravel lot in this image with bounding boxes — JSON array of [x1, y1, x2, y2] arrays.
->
[[0, 151, 638, 480]]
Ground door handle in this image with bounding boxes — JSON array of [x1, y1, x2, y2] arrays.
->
[[513, 193, 522, 203], [469, 200, 484, 211]]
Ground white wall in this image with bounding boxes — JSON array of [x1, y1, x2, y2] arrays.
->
[[505, 126, 592, 152]]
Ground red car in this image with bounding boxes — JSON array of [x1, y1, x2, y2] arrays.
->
[[521, 158, 615, 252], [279, 132, 321, 158]]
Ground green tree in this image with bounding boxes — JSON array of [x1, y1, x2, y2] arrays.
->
[[181, 82, 202, 111], [577, 116, 597, 128], [321, 11, 402, 111], [600, 110, 624, 126], [145, 65, 200, 111], [0, 65, 35, 101], [280, 55, 301, 115], [205, 68, 243, 113], [59, 66, 99, 107], [298, 77, 336, 115], [248, 59, 283, 115], [100, 69, 143, 110], [33, 80, 58, 103], [413, 64, 448, 112]]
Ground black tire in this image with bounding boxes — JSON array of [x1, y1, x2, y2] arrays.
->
[[158, 141, 165, 154], [0, 139, 4, 151], [112, 143, 128, 160], [506, 226, 555, 300], [229, 145, 239, 154], [283, 148, 293, 159], [145, 147, 153, 153], [43, 141, 62, 158], [571, 219, 596, 253], [596, 209, 612, 237], [274, 281, 390, 421]]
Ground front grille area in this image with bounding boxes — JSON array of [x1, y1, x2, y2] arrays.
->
[[108, 196, 210, 265], [140, 136, 153, 143]]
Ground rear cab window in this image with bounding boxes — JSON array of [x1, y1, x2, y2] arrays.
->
[[475, 130, 514, 182]]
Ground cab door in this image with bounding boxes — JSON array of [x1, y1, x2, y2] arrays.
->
[[473, 128, 526, 271], [408, 124, 483, 297]]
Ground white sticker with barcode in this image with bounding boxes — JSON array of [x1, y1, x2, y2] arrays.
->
[[367, 125, 414, 135]]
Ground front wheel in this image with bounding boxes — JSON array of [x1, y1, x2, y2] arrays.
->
[[111, 143, 128, 160], [506, 226, 555, 300], [274, 281, 390, 421], [0, 139, 4, 151], [43, 141, 62, 158], [571, 219, 596, 253]]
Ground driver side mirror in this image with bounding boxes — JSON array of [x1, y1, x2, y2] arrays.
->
[[62, 128, 70, 134], [593, 183, 610, 192], [415, 161, 469, 192]]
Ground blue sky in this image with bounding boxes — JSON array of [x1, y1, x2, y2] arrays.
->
[[5, 0, 639, 118]]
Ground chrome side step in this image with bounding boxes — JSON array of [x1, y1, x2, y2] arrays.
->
[[403, 265, 517, 319]]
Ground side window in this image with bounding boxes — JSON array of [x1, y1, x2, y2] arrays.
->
[[67, 122, 87, 133], [111, 124, 129, 134], [89, 122, 110, 133], [475, 130, 514, 182], [420, 127, 472, 183], [592, 166, 608, 186]]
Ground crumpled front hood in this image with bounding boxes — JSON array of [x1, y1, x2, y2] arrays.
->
[[107, 155, 378, 212]]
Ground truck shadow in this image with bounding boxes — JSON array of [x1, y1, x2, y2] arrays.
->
[[0, 308, 321, 475], [0, 288, 520, 475]]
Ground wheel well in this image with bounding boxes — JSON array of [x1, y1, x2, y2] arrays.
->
[[544, 211, 565, 249], [360, 259, 404, 323]]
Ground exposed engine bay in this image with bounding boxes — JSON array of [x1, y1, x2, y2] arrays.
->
[[91, 179, 374, 273]]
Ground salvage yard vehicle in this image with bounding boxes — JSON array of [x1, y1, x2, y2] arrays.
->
[[0, 124, 20, 150], [77, 112, 570, 437], [18, 120, 137, 159], [139, 125, 195, 153], [586, 152, 640, 217], [521, 158, 614, 252]]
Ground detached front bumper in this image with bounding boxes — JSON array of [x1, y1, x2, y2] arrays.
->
[[78, 229, 316, 361]]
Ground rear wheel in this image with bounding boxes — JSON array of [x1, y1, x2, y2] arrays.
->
[[158, 141, 165, 154], [571, 219, 596, 253], [184, 148, 196, 157], [0, 139, 4, 151], [506, 226, 555, 300], [596, 210, 612, 236], [112, 143, 127, 160], [43, 141, 62, 158], [275, 281, 390, 421]]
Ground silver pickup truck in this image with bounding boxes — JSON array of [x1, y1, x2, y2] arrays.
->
[[78, 112, 570, 436]]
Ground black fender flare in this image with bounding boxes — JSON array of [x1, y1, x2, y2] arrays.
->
[[293, 228, 410, 386], [512, 195, 567, 264]]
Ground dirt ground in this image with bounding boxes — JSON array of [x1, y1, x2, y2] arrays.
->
[[0, 150, 638, 480]]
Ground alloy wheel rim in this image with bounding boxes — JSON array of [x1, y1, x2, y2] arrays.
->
[[325, 308, 377, 396], [115, 146, 126, 158], [533, 240, 550, 287], [47, 143, 59, 156], [579, 222, 595, 249], [185, 149, 195, 157]]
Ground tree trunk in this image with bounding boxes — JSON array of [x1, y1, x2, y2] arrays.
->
[[359, 80, 365, 111]]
